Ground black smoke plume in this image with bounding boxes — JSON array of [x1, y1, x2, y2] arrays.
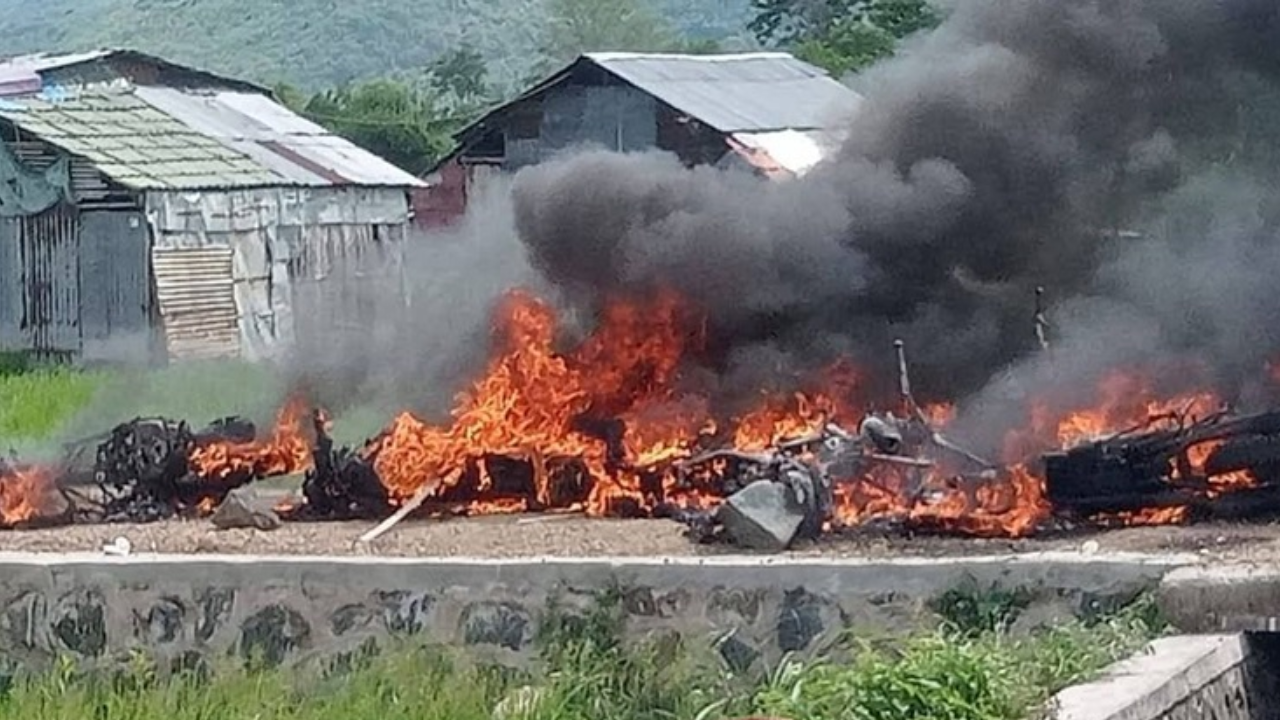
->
[[510, 0, 1280, 454]]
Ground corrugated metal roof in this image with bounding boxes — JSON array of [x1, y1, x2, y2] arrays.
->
[[0, 53, 109, 98], [437, 51, 862, 175], [135, 87, 424, 187], [583, 52, 862, 133], [0, 49, 271, 95], [0, 86, 423, 190], [0, 90, 280, 188], [0, 50, 116, 76]]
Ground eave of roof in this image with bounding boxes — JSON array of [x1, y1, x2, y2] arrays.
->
[[0, 48, 273, 97]]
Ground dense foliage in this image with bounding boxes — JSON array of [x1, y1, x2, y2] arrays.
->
[[0, 0, 753, 90], [750, 0, 941, 76]]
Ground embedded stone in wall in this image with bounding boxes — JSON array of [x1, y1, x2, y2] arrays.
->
[[328, 637, 382, 676], [1075, 588, 1144, 624], [716, 632, 761, 672], [195, 588, 235, 644], [375, 590, 436, 635], [622, 587, 691, 619], [461, 601, 531, 651], [776, 588, 826, 653], [170, 650, 209, 680], [706, 588, 766, 625], [239, 605, 312, 667], [133, 596, 186, 645], [330, 604, 375, 637], [3, 591, 48, 653], [51, 589, 107, 658]]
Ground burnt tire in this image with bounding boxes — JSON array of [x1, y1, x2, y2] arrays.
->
[[1203, 435, 1280, 477]]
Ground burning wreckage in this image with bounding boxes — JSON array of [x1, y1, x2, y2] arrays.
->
[[5, 290, 1280, 552]]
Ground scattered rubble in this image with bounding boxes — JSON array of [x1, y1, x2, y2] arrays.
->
[[716, 480, 810, 552], [101, 536, 132, 556], [675, 409, 991, 551], [210, 487, 282, 531]]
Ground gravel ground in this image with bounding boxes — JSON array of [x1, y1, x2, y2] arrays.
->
[[6, 513, 1280, 561]]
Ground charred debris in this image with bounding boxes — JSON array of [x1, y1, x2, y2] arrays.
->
[[9, 337, 1280, 552]]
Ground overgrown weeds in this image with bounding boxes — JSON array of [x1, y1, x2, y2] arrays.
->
[[751, 594, 1164, 720]]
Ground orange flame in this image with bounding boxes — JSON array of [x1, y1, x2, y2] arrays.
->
[[189, 397, 314, 482], [4, 292, 1266, 537], [0, 463, 59, 526], [354, 289, 1056, 537]]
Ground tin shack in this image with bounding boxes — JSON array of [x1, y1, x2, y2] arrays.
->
[[416, 51, 863, 227], [0, 49, 425, 364]]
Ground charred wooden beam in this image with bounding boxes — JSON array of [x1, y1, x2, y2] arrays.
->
[[1043, 408, 1280, 525], [294, 411, 390, 521]]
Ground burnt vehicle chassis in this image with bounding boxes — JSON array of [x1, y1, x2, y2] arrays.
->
[[51, 416, 265, 524], [1043, 408, 1280, 523]]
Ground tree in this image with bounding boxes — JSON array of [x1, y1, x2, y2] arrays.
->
[[427, 47, 492, 109], [271, 81, 310, 113], [749, 0, 939, 75], [301, 79, 462, 175], [535, 0, 685, 71]]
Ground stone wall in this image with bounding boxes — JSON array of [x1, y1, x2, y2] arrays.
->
[[1051, 633, 1280, 720], [0, 551, 1183, 673]]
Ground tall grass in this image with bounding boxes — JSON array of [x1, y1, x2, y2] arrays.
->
[[751, 595, 1164, 720], [0, 369, 104, 442], [0, 594, 1163, 720], [0, 360, 280, 444]]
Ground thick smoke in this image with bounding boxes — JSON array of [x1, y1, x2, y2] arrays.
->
[[284, 177, 549, 431], [510, 0, 1280, 453]]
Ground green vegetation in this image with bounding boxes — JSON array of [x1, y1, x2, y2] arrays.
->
[[0, 359, 278, 443], [0, 592, 1161, 720], [0, 0, 754, 91], [749, 0, 942, 76], [0, 368, 103, 442]]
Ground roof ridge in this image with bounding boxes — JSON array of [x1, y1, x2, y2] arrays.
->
[[585, 51, 798, 62]]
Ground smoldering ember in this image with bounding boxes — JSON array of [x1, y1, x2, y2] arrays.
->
[[6, 286, 1280, 552]]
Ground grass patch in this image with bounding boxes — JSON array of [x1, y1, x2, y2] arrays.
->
[[0, 595, 1163, 720], [0, 368, 105, 442], [0, 360, 282, 444]]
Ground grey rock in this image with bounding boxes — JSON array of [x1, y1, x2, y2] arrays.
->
[[716, 480, 806, 552], [210, 487, 282, 531]]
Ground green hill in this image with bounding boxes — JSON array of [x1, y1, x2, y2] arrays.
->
[[0, 0, 754, 90]]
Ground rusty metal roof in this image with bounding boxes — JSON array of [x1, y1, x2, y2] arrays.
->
[[135, 87, 424, 187], [0, 90, 280, 188], [584, 52, 862, 133], [0, 85, 424, 190]]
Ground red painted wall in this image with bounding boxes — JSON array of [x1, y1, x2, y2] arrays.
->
[[413, 159, 468, 229]]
